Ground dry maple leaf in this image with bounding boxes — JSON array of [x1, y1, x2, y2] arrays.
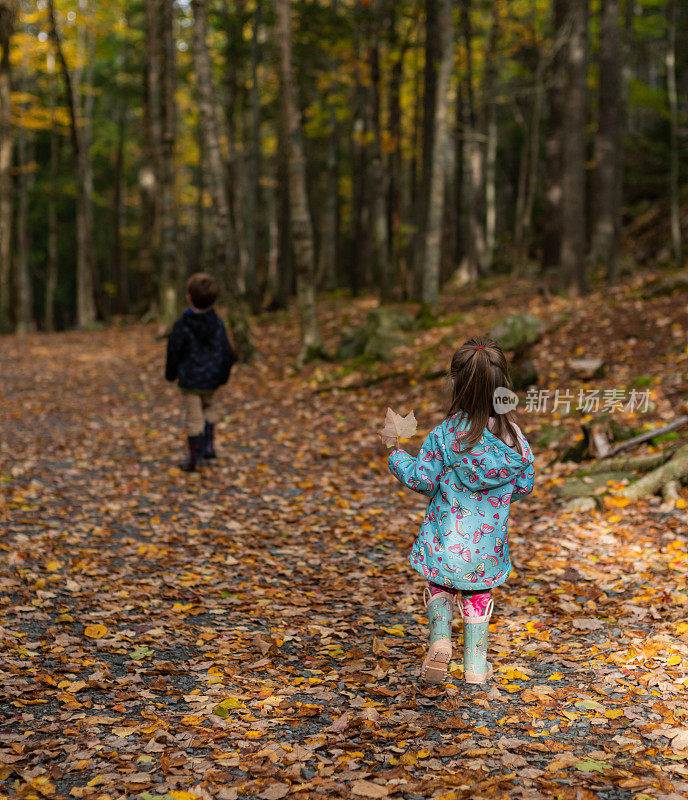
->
[[378, 408, 417, 448]]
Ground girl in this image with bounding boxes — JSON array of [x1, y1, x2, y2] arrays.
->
[[386, 337, 534, 685]]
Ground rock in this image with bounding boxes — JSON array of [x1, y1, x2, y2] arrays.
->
[[335, 307, 413, 361], [510, 357, 538, 391], [562, 497, 598, 513], [643, 273, 688, 298], [557, 471, 631, 499], [568, 357, 605, 379], [488, 314, 544, 355]]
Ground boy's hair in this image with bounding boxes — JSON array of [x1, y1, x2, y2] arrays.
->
[[447, 336, 523, 455], [187, 273, 218, 310]]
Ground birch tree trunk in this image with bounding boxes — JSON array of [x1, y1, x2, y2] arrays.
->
[[421, 0, 453, 306], [590, 0, 623, 280], [0, 1, 15, 332], [559, 0, 589, 295], [666, 0, 682, 265], [274, 0, 323, 362], [48, 0, 97, 327], [159, 0, 178, 325], [191, 0, 255, 361]]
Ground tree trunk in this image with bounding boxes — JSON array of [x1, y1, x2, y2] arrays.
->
[[421, 0, 453, 306], [481, 1, 500, 270], [0, 1, 15, 332], [274, 0, 323, 362], [590, 0, 623, 280], [317, 118, 338, 290], [45, 48, 59, 331], [15, 94, 32, 334], [191, 0, 254, 361], [159, 0, 178, 326], [140, 0, 161, 297], [666, 0, 682, 265], [246, 0, 261, 307], [369, 28, 390, 300], [559, 0, 588, 294], [460, 0, 488, 279], [412, 0, 439, 293], [48, 0, 97, 327], [112, 105, 127, 315], [387, 21, 404, 298], [541, 0, 566, 274]]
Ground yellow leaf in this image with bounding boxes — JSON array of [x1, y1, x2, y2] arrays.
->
[[245, 730, 264, 739], [561, 710, 580, 721], [676, 498, 687, 509], [44, 560, 61, 572], [170, 792, 201, 800], [548, 672, 564, 681], [604, 495, 631, 508], [180, 716, 205, 726], [503, 684, 522, 693], [83, 624, 107, 639], [380, 626, 405, 637], [676, 622, 688, 635], [668, 655, 682, 666], [605, 709, 624, 719]]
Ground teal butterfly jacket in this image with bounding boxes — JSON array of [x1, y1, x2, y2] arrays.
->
[[388, 413, 535, 591]]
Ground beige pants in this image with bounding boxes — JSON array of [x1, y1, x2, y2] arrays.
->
[[182, 390, 218, 436]]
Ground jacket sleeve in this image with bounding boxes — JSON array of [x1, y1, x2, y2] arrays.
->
[[511, 436, 535, 501], [217, 321, 236, 385], [388, 429, 447, 498], [165, 322, 183, 382]]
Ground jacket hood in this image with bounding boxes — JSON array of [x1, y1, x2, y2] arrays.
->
[[441, 414, 534, 490], [183, 308, 217, 343]]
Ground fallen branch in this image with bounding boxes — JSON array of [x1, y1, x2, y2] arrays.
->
[[606, 416, 688, 458], [581, 451, 674, 475], [621, 443, 688, 500], [314, 368, 445, 394]]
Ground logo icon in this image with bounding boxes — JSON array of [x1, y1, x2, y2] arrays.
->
[[493, 387, 519, 414]]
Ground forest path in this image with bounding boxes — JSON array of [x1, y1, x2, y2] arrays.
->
[[1, 307, 688, 800]]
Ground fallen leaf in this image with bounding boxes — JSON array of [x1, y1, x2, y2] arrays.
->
[[379, 408, 417, 448]]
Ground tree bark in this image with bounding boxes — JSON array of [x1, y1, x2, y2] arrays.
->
[[666, 0, 682, 265], [48, 0, 97, 327], [112, 104, 127, 315], [0, 0, 16, 332], [421, 0, 453, 306], [590, 0, 623, 280], [274, 0, 323, 362], [559, 0, 588, 294], [191, 0, 254, 361], [369, 23, 390, 300], [159, 0, 178, 326]]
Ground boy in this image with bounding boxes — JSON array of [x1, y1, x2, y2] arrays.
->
[[165, 273, 235, 471]]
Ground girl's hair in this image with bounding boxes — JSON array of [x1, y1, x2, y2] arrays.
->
[[447, 336, 523, 455]]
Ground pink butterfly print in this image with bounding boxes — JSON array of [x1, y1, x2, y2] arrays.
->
[[465, 564, 486, 582], [426, 510, 436, 522], [451, 499, 471, 518], [494, 538, 505, 557], [473, 523, 495, 544], [470, 490, 485, 501], [487, 493, 512, 508], [483, 570, 504, 587], [485, 467, 510, 480], [423, 449, 443, 462], [448, 543, 472, 562]]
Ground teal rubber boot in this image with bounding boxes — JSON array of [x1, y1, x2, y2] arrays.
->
[[421, 589, 454, 684], [459, 597, 494, 684]]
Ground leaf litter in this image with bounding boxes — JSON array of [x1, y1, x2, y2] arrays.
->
[[1, 276, 688, 799]]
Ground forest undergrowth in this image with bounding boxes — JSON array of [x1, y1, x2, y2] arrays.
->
[[1, 271, 688, 800]]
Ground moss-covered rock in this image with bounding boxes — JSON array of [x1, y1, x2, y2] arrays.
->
[[335, 307, 413, 361], [488, 314, 544, 354]]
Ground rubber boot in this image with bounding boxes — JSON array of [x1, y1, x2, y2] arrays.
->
[[458, 596, 494, 684], [203, 421, 217, 460], [180, 434, 204, 472], [421, 588, 454, 684]]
